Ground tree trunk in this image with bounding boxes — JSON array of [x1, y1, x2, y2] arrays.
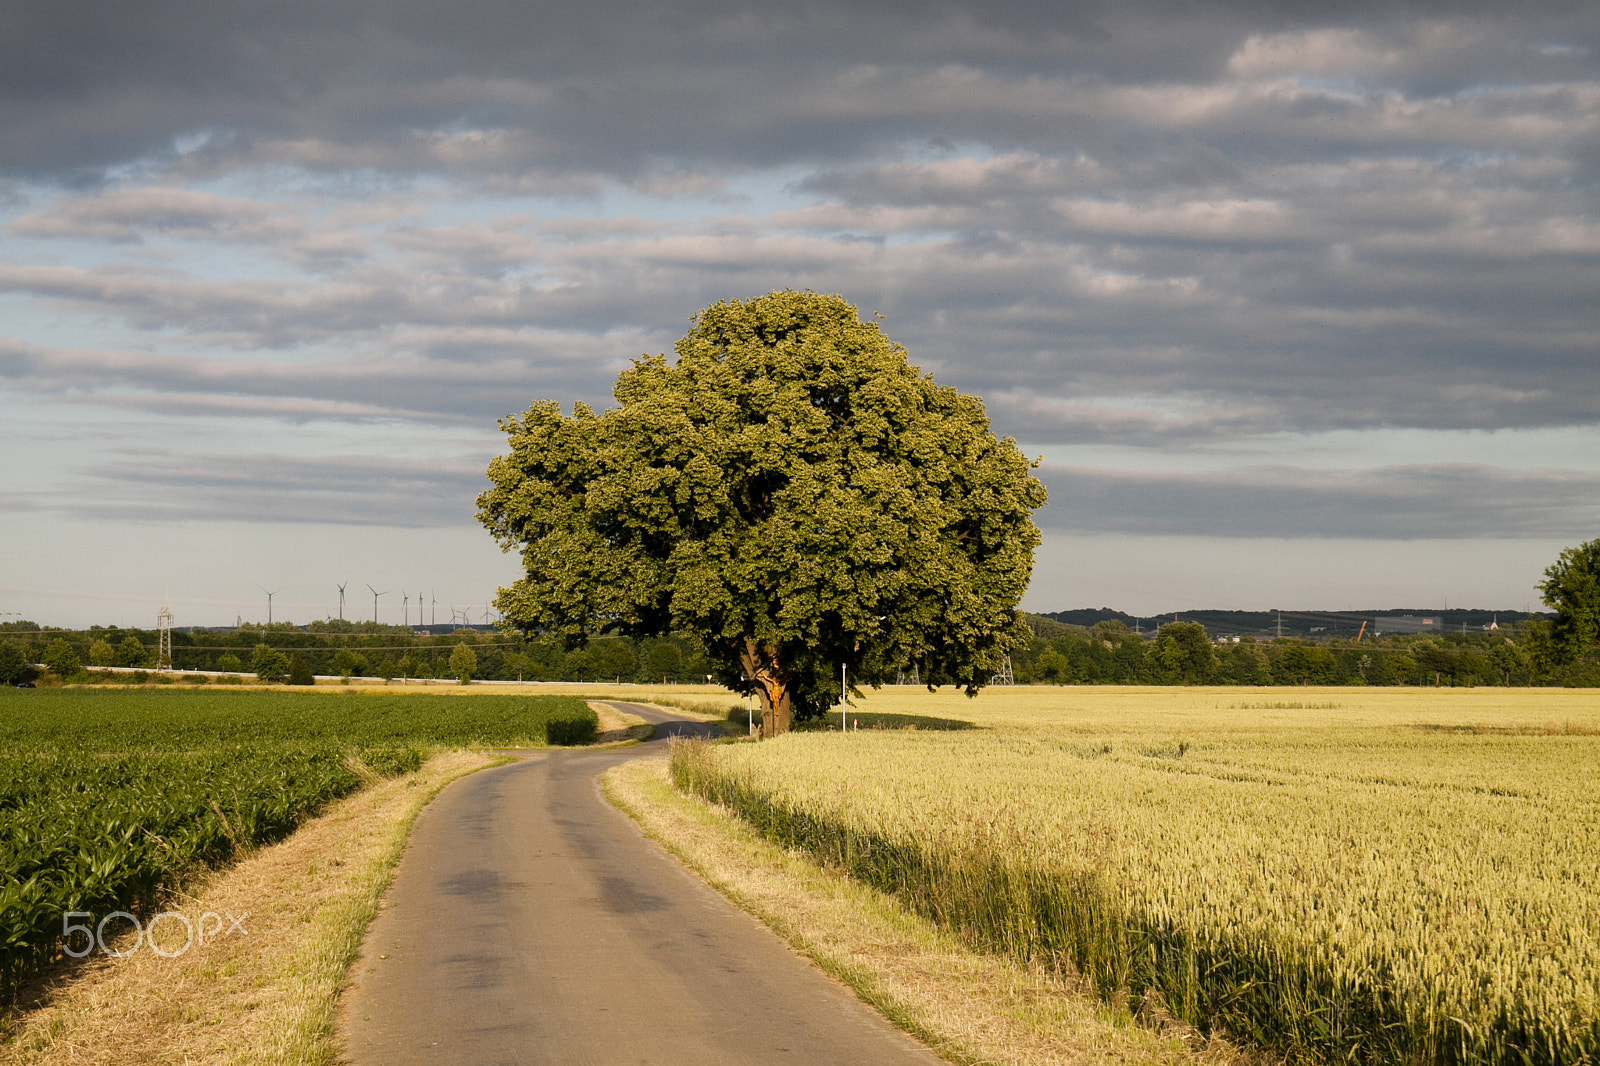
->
[[738, 637, 792, 738]]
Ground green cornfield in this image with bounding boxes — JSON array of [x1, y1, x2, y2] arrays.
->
[[671, 686, 1600, 1065], [0, 687, 597, 996]]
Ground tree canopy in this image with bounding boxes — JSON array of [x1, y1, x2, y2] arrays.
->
[[1540, 537, 1600, 661], [478, 290, 1047, 734]]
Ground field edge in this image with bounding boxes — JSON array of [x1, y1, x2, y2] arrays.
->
[[603, 755, 1244, 1066], [0, 749, 507, 1066]]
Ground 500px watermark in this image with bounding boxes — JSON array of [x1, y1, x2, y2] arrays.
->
[[62, 910, 248, 958]]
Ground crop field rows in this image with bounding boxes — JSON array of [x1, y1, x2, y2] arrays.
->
[[0, 688, 597, 997], [673, 686, 1600, 1065]]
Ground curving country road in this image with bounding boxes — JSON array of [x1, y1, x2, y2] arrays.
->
[[339, 702, 941, 1065]]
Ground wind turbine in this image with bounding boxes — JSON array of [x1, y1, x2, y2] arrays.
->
[[367, 584, 388, 624], [260, 587, 281, 626], [402, 589, 409, 627], [337, 581, 348, 620], [431, 591, 437, 627]]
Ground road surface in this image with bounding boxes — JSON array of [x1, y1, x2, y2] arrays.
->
[[339, 702, 941, 1065]]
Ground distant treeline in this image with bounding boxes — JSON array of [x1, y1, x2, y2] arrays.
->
[[0, 619, 707, 685], [2, 611, 1594, 688], [1014, 614, 1595, 687], [1039, 608, 1551, 641]]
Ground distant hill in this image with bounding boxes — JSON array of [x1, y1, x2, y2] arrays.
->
[[1033, 608, 1551, 641]]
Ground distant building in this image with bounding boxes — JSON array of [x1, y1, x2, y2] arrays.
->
[[1372, 615, 1441, 636]]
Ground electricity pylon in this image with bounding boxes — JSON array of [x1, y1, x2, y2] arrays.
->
[[156, 590, 174, 670]]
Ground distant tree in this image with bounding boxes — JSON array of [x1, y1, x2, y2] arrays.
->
[[1489, 639, 1531, 686], [114, 636, 149, 668], [1456, 648, 1488, 686], [215, 652, 244, 673], [0, 641, 31, 684], [1389, 654, 1418, 684], [1033, 647, 1071, 684], [1413, 641, 1457, 685], [1539, 538, 1600, 662], [478, 291, 1046, 735], [1279, 644, 1337, 684], [41, 639, 81, 678], [590, 638, 635, 682], [642, 641, 682, 683], [503, 652, 530, 682], [88, 639, 115, 667], [333, 648, 368, 678], [251, 644, 290, 684], [287, 652, 315, 686], [396, 654, 424, 680], [1153, 622, 1216, 683], [449, 642, 477, 684]]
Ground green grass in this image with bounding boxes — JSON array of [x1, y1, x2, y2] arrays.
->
[[0, 687, 594, 751], [0, 687, 596, 997]]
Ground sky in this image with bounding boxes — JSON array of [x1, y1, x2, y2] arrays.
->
[[1, 0, 1597, 628]]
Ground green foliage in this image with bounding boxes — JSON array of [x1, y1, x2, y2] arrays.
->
[[449, 642, 477, 684], [0, 687, 592, 996], [215, 652, 243, 673], [642, 641, 682, 682], [1540, 537, 1600, 661], [1280, 643, 1337, 684], [0, 642, 30, 685], [287, 652, 315, 686], [333, 647, 367, 677], [251, 643, 290, 683], [1152, 622, 1216, 683], [113, 635, 149, 668], [1389, 654, 1418, 683], [479, 290, 1047, 726], [543, 704, 600, 745], [40, 639, 81, 678], [88, 639, 114, 667]]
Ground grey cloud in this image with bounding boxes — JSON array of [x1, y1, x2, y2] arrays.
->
[[0, 0, 1595, 451], [1036, 463, 1600, 538], [64, 450, 488, 528], [4, 187, 1597, 440], [10, 188, 302, 243], [1, 1, 1594, 183], [0, 336, 625, 425]]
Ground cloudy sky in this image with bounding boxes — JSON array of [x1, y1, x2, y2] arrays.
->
[[2, 0, 1597, 628]]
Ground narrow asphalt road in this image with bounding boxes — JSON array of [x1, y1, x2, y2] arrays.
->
[[339, 703, 942, 1065]]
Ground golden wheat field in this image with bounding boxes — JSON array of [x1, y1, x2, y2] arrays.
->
[[671, 685, 1600, 1065]]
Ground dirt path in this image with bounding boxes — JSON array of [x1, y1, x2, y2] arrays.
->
[[338, 704, 941, 1065]]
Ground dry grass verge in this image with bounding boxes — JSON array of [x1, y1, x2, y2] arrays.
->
[[624, 696, 752, 735], [605, 757, 1257, 1066], [587, 701, 653, 744], [0, 750, 501, 1066]]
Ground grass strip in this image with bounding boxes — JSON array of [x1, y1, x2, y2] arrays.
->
[[604, 756, 1254, 1066]]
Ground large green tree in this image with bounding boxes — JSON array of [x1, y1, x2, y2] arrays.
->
[[478, 291, 1047, 735], [1539, 537, 1600, 662]]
